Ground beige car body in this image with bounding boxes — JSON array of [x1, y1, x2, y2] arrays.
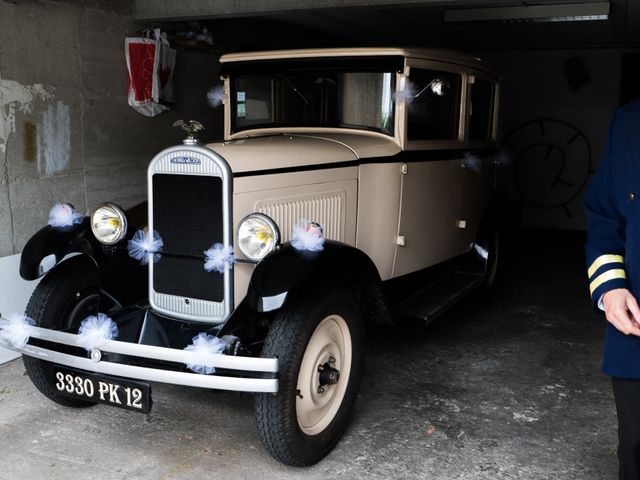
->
[[206, 48, 500, 307]]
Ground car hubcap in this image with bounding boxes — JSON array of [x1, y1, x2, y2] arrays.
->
[[296, 314, 352, 436]]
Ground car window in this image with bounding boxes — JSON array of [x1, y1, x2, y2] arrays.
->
[[469, 78, 495, 141], [407, 69, 461, 141], [232, 70, 395, 135]]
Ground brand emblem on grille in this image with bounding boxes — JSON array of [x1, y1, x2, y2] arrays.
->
[[171, 156, 201, 165]]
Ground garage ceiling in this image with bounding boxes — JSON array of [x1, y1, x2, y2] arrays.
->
[[135, 0, 640, 51]]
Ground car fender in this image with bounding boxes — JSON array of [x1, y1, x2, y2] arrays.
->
[[245, 240, 393, 325], [19, 219, 147, 305], [19, 219, 99, 281]]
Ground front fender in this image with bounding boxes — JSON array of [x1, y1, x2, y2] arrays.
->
[[246, 240, 392, 324], [20, 218, 148, 305], [19, 219, 98, 280]]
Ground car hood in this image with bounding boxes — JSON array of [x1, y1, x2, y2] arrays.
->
[[206, 133, 401, 175]]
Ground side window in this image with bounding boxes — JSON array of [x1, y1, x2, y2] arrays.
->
[[407, 69, 461, 141], [469, 78, 495, 141]]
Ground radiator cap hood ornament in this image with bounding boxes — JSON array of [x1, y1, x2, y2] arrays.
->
[[173, 120, 205, 145]]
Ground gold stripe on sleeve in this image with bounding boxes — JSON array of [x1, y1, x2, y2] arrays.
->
[[588, 254, 625, 278], [590, 269, 627, 295]]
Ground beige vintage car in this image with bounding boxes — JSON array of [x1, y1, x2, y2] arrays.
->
[[2, 48, 508, 466]]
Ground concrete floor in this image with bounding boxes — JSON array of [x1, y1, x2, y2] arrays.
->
[[0, 230, 617, 479]]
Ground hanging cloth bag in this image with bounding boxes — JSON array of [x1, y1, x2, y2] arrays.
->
[[125, 29, 175, 117]]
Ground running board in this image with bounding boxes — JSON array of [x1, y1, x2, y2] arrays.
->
[[390, 271, 485, 324]]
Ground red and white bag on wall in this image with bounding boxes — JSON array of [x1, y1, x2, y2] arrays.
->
[[125, 29, 176, 117]]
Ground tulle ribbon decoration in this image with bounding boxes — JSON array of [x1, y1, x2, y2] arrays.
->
[[203, 243, 234, 273], [128, 229, 163, 265], [184, 333, 227, 374], [393, 81, 418, 104], [76, 313, 118, 351], [463, 152, 482, 173], [291, 220, 325, 252], [48, 203, 84, 228], [206, 85, 226, 108], [0, 313, 35, 349], [495, 149, 513, 168]]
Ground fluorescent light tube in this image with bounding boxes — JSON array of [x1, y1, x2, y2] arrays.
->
[[445, 2, 610, 23]]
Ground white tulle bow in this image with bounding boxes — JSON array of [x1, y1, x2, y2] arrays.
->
[[76, 313, 118, 351], [463, 152, 482, 173], [48, 203, 84, 228], [203, 243, 234, 273], [184, 333, 227, 374], [206, 85, 226, 108], [0, 313, 35, 349], [128, 229, 163, 265], [291, 220, 325, 252], [393, 81, 418, 104]]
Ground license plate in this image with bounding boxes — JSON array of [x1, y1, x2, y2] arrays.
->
[[53, 367, 152, 413]]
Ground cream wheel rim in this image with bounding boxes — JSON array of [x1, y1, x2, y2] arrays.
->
[[296, 314, 352, 436]]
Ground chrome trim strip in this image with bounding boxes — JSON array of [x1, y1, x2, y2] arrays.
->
[[147, 145, 234, 324], [0, 318, 277, 373]]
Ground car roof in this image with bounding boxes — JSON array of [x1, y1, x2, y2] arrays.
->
[[219, 47, 489, 71]]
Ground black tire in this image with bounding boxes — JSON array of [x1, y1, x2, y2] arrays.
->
[[255, 286, 364, 466], [23, 256, 119, 408]]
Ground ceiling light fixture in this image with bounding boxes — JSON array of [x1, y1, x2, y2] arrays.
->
[[444, 2, 610, 23]]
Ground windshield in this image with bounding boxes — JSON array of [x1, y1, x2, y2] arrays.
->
[[230, 70, 395, 135]]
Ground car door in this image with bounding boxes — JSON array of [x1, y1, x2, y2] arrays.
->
[[392, 64, 468, 277], [459, 73, 500, 250]]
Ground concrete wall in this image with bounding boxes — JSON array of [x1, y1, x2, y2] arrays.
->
[[481, 49, 622, 230], [0, 0, 223, 345], [0, 0, 223, 257]]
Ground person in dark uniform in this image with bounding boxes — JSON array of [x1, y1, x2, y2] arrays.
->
[[585, 98, 640, 479]]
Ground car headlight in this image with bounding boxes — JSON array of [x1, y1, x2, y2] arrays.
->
[[237, 213, 280, 261], [90, 203, 128, 245]]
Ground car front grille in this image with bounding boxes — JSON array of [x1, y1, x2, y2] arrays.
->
[[147, 147, 233, 324], [153, 173, 224, 302]]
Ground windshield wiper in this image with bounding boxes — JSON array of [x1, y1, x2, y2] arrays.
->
[[279, 75, 310, 104]]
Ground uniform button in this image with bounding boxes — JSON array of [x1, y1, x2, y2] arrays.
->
[[631, 192, 636, 202]]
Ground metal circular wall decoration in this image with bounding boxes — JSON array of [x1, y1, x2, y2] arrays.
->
[[503, 118, 593, 219]]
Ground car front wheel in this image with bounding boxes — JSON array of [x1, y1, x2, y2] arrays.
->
[[22, 256, 120, 408], [255, 286, 364, 466]]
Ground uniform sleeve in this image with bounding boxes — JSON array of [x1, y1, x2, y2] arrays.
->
[[584, 110, 629, 309]]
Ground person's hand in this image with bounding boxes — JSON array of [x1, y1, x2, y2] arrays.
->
[[603, 288, 640, 336]]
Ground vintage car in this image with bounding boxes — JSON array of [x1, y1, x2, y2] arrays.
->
[[0, 48, 509, 466]]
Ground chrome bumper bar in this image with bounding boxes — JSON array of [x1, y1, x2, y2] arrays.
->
[[0, 317, 278, 393]]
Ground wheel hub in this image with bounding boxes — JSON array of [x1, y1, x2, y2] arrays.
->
[[318, 362, 340, 386]]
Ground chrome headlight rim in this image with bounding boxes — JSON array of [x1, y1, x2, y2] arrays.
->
[[237, 213, 280, 262], [90, 202, 128, 245]]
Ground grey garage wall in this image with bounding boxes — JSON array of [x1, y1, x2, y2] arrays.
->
[[482, 49, 622, 231], [0, 0, 223, 257]]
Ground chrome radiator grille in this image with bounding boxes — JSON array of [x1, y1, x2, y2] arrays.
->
[[147, 146, 233, 324], [153, 174, 224, 302]]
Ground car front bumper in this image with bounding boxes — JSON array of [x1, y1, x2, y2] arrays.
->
[[0, 315, 278, 393]]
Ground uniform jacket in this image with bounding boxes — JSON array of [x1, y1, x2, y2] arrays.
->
[[585, 98, 640, 378]]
